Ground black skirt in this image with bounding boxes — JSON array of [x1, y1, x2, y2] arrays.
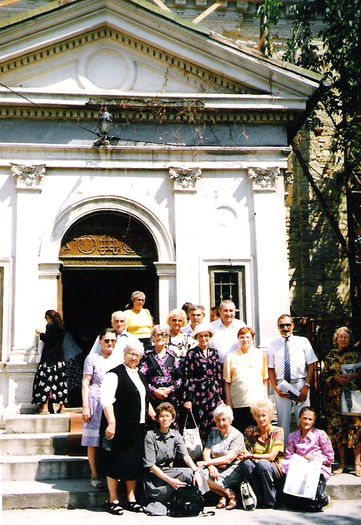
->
[[107, 422, 146, 481]]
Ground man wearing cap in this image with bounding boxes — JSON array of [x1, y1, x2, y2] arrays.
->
[[267, 314, 318, 442], [210, 300, 246, 364]]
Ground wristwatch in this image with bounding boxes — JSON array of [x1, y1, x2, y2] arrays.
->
[[305, 382, 311, 387]]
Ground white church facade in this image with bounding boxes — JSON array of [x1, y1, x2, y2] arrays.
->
[[0, 0, 321, 416]]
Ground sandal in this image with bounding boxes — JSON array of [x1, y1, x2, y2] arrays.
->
[[355, 463, 361, 477], [124, 501, 144, 513], [333, 463, 345, 474], [216, 497, 227, 509], [225, 497, 237, 510], [106, 501, 124, 515]]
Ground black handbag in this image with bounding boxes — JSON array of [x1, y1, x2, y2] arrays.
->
[[284, 475, 329, 512], [169, 484, 204, 517]]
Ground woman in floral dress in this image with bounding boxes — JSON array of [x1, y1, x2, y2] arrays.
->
[[323, 326, 361, 476], [182, 323, 224, 443], [140, 325, 183, 413]]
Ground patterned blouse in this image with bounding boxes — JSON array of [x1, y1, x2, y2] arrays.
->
[[140, 346, 182, 395], [244, 424, 284, 471], [323, 347, 361, 400]]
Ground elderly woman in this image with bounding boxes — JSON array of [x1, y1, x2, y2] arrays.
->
[[323, 327, 361, 476], [140, 325, 183, 412], [100, 341, 155, 515], [32, 310, 68, 414], [143, 402, 208, 516], [197, 405, 245, 510], [124, 291, 153, 348], [282, 406, 334, 509], [224, 326, 269, 433], [223, 398, 284, 510], [166, 309, 196, 359], [182, 323, 224, 442], [81, 328, 119, 488]]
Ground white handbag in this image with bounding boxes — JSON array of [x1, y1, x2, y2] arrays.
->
[[182, 411, 203, 460], [341, 390, 361, 416]]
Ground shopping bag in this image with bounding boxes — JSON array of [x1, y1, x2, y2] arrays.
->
[[283, 454, 322, 500], [341, 389, 361, 416], [182, 410, 203, 460]]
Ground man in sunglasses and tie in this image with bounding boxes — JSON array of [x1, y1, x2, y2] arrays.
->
[[267, 315, 318, 442]]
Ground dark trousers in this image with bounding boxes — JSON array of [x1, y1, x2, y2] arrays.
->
[[224, 459, 283, 508], [232, 407, 255, 434]]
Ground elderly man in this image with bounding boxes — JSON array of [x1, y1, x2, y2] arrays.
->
[[210, 300, 246, 363], [89, 311, 140, 364], [182, 304, 206, 336], [267, 314, 318, 442]]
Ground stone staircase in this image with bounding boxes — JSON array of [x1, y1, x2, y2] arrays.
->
[[1, 414, 360, 509], [0, 412, 107, 510]]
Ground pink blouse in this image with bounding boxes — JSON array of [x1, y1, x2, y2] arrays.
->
[[282, 427, 334, 481]]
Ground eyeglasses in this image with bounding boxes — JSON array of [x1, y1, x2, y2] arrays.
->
[[171, 319, 183, 322], [103, 339, 116, 344], [153, 333, 167, 337], [135, 298, 145, 302], [279, 323, 292, 328], [126, 352, 142, 358]]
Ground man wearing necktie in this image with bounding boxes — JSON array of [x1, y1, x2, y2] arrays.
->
[[267, 315, 318, 443]]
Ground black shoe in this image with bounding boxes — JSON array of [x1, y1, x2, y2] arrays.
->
[[124, 501, 144, 513], [105, 501, 124, 515]]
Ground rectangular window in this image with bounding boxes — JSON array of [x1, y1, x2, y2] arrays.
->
[[209, 266, 246, 322]]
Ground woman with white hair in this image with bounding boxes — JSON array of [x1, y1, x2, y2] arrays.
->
[[223, 398, 284, 510], [197, 405, 245, 510], [166, 309, 196, 358], [100, 341, 155, 515]]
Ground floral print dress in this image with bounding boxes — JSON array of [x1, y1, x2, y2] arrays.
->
[[182, 345, 224, 442], [323, 347, 361, 448]]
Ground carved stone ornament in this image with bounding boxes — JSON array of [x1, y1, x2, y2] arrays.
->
[[248, 167, 280, 191], [11, 163, 46, 191], [169, 167, 203, 191]]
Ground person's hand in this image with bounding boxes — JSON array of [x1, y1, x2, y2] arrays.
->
[[169, 477, 187, 490], [82, 407, 91, 423], [297, 385, 309, 403], [196, 460, 205, 468], [335, 375, 349, 386], [275, 386, 290, 399], [193, 470, 202, 487], [153, 388, 168, 400], [184, 401, 192, 410], [105, 422, 116, 440], [35, 329, 41, 336], [208, 465, 220, 480], [237, 451, 252, 462]]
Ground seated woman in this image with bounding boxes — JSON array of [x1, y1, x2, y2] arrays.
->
[[282, 406, 334, 510], [196, 405, 245, 510], [223, 398, 284, 510], [143, 402, 208, 516]]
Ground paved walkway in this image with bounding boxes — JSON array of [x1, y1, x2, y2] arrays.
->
[[2, 500, 361, 525]]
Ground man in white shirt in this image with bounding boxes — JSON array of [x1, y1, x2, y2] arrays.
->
[[267, 314, 318, 442], [210, 300, 246, 363], [182, 304, 206, 336], [89, 310, 140, 365]]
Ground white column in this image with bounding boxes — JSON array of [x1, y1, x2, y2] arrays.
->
[[248, 167, 290, 347], [10, 164, 46, 363], [154, 262, 177, 323]]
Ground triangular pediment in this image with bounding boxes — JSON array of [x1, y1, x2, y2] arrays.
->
[[0, 0, 320, 100]]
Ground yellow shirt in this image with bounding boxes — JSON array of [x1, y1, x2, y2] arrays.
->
[[223, 346, 268, 408], [124, 308, 153, 339]]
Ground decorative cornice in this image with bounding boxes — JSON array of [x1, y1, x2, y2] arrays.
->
[[0, 27, 256, 95], [11, 163, 46, 192], [248, 167, 280, 191], [169, 166, 203, 191]]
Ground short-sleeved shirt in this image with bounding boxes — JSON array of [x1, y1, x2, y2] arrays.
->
[[245, 424, 284, 471], [205, 426, 245, 458], [210, 319, 246, 363], [144, 429, 188, 469], [223, 347, 268, 408], [267, 335, 317, 381]]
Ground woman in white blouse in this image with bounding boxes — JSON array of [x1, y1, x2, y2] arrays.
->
[[101, 342, 155, 515]]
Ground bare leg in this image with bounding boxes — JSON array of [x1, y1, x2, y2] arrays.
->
[[107, 476, 119, 503], [334, 444, 346, 473], [87, 446, 100, 480], [126, 480, 137, 502]]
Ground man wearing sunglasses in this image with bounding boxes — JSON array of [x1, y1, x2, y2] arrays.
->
[[267, 314, 318, 442]]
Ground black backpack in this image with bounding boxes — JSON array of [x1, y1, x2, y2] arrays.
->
[[169, 485, 205, 517]]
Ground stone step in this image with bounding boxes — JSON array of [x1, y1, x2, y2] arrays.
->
[[1, 479, 107, 510], [0, 433, 69, 455], [0, 455, 90, 481], [327, 473, 361, 500], [4, 414, 71, 434]]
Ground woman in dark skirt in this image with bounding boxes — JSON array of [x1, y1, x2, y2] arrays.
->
[[101, 341, 155, 515], [32, 310, 68, 414]]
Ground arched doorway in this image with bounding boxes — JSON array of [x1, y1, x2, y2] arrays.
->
[[59, 211, 158, 353]]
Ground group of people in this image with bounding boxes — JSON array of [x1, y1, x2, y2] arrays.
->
[[31, 292, 360, 515]]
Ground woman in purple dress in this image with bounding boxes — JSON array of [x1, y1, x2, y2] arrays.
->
[[182, 323, 224, 443], [81, 328, 120, 488]]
